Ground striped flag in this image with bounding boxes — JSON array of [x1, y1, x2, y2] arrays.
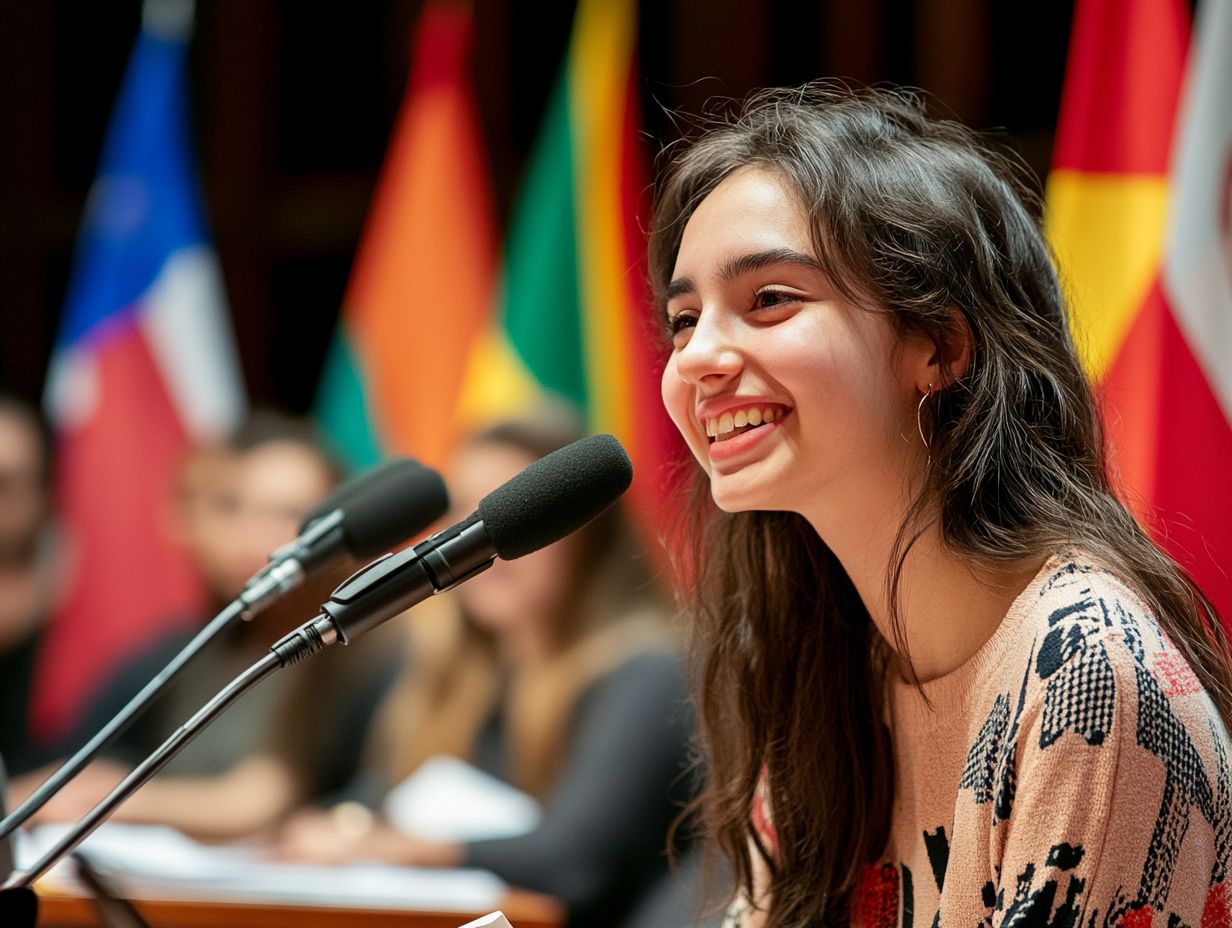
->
[[1162, 0, 1232, 613], [457, 0, 684, 532], [36, 3, 245, 737], [1045, 0, 1232, 627], [316, 1, 496, 473]]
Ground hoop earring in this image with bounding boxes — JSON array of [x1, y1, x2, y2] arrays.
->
[[917, 383, 934, 465]]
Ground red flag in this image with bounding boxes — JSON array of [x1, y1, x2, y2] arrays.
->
[[1045, 0, 1232, 627]]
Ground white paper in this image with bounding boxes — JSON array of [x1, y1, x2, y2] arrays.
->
[[383, 756, 541, 843], [457, 911, 514, 928], [17, 823, 506, 911]]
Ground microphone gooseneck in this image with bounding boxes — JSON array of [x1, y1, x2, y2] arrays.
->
[[0, 457, 448, 842], [7, 654, 284, 890], [0, 599, 245, 843], [2, 435, 631, 891], [314, 433, 634, 644], [238, 457, 448, 618]]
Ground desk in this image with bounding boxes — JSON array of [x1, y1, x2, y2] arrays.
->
[[36, 886, 565, 928]]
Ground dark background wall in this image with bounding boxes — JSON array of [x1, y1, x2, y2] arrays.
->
[[0, 0, 1076, 414]]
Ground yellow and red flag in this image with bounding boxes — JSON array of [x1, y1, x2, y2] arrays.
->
[[1045, 0, 1232, 626]]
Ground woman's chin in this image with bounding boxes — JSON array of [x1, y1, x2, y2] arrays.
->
[[708, 478, 783, 515]]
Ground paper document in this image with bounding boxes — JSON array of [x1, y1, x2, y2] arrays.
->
[[17, 823, 506, 911], [384, 755, 542, 842], [458, 911, 514, 928]]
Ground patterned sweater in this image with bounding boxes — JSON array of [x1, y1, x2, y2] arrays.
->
[[739, 552, 1232, 927], [859, 552, 1232, 927]]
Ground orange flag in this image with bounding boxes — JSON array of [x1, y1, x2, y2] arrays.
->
[[317, 1, 495, 473]]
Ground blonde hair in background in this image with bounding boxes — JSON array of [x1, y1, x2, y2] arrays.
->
[[366, 412, 675, 799], [374, 598, 673, 798]]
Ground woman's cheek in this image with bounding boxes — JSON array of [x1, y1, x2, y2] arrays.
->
[[660, 363, 705, 464]]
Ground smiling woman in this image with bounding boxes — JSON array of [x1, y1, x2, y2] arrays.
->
[[650, 84, 1232, 928], [660, 166, 930, 517]]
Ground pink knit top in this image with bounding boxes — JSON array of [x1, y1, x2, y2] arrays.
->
[[748, 552, 1232, 927]]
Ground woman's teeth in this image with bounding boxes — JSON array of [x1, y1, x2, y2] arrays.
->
[[706, 407, 783, 441]]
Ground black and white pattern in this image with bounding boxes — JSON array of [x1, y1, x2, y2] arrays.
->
[[1034, 560, 1221, 912], [1134, 660, 1215, 908], [864, 556, 1230, 928], [961, 659, 1033, 825], [998, 843, 1087, 928], [923, 826, 950, 894], [1212, 721, 1231, 886], [1036, 607, 1117, 749], [960, 693, 1010, 805], [959, 557, 1227, 926]]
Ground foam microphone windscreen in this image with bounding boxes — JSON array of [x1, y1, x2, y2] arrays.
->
[[341, 461, 449, 557], [301, 457, 421, 530], [477, 434, 633, 560], [301, 457, 450, 557]]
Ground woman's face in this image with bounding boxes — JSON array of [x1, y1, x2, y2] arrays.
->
[[448, 441, 579, 638], [660, 167, 930, 522]]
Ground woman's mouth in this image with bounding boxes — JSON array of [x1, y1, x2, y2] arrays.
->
[[705, 406, 787, 443]]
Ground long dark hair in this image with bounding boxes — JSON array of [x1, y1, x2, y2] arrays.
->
[[649, 84, 1232, 927]]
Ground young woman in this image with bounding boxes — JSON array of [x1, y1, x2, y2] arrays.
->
[[276, 415, 695, 928], [650, 84, 1232, 928]]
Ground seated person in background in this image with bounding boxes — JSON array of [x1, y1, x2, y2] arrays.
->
[[277, 414, 696, 928], [0, 395, 65, 777], [30, 410, 403, 840]]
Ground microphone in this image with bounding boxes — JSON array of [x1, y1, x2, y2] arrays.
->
[[294, 433, 633, 647], [237, 456, 449, 618], [0, 457, 449, 842], [4, 434, 633, 891]]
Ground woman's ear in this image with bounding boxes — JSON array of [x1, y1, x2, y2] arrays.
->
[[924, 307, 973, 389]]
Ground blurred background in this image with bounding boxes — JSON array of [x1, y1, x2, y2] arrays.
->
[[1, 1, 1229, 922], [0, 0, 1076, 409]]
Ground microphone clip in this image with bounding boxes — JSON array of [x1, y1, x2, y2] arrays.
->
[[237, 509, 346, 619]]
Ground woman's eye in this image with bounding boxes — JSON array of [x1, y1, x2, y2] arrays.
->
[[666, 312, 697, 339], [753, 289, 798, 311]]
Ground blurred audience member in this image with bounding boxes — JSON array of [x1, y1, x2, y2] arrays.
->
[[30, 410, 400, 838], [0, 396, 63, 776], [277, 414, 695, 928], [164, 438, 243, 608]]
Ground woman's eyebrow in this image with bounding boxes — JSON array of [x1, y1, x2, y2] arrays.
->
[[663, 276, 695, 302], [720, 248, 824, 282], [664, 248, 823, 304]]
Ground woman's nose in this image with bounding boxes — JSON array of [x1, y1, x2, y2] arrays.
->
[[674, 312, 743, 387]]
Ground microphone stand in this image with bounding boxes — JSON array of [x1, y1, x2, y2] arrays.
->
[[4, 616, 337, 892], [0, 753, 37, 925], [5, 759, 150, 928], [1, 752, 13, 876], [0, 601, 243, 842], [0, 510, 345, 841], [71, 850, 153, 928]]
